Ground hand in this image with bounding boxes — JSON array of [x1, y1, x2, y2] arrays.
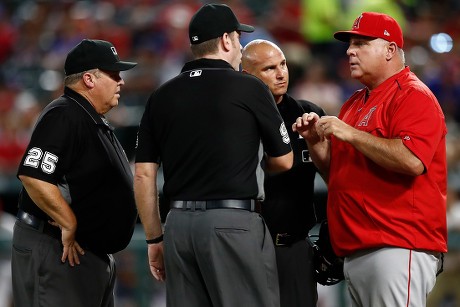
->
[[48, 220, 85, 267], [316, 116, 353, 142], [148, 242, 166, 281], [292, 112, 321, 143]]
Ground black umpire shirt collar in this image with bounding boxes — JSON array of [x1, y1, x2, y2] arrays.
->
[[63, 86, 114, 131], [181, 58, 234, 73]]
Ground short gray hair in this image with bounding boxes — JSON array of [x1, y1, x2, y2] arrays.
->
[[64, 68, 100, 86]]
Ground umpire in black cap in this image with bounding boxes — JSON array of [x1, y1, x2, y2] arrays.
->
[[12, 39, 138, 307], [135, 3, 293, 307]]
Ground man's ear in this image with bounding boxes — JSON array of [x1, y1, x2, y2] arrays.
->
[[221, 32, 232, 52], [386, 42, 397, 60], [82, 72, 96, 88]]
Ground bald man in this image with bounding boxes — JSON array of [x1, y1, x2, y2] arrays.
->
[[242, 40, 326, 307]]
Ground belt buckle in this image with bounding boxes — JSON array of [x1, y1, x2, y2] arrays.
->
[[275, 233, 289, 246], [17, 210, 42, 230]]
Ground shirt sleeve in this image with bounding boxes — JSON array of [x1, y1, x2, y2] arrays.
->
[[17, 107, 76, 185], [391, 89, 446, 169], [135, 98, 161, 163], [251, 84, 292, 157]]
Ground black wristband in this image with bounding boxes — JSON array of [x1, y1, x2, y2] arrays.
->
[[146, 234, 163, 244]]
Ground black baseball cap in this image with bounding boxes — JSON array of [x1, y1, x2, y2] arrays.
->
[[189, 3, 254, 45], [64, 39, 137, 75]]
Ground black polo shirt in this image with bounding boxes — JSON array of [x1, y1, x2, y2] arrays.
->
[[262, 94, 326, 237], [136, 58, 292, 200], [17, 87, 137, 253]]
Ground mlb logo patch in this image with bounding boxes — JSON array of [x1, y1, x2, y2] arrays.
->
[[279, 123, 290, 144], [190, 70, 202, 77]]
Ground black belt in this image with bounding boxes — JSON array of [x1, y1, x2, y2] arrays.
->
[[274, 232, 306, 246], [16, 209, 61, 239], [171, 200, 255, 212]]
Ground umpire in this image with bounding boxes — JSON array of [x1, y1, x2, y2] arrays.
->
[[12, 39, 138, 307], [134, 3, 293, 307], [242, 39, 326, 306]]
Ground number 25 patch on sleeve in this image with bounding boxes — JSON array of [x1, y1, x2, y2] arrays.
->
[[23, 147, 59, 174]]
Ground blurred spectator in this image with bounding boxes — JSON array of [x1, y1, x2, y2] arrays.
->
[[260, 0, 305, 44], [424, 54, 460, 123], [0, 4, 17, 65], [292, 59, 344, 115], [447, 188, 460, 231], [0, 89, 40, 176]]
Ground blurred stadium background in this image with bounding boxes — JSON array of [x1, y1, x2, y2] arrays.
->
[[1, 0, 460, 306]]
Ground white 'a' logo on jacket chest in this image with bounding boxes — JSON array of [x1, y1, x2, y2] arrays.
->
[[358, 106, 377, 127]]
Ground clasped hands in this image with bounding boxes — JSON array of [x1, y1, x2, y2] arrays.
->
[[292, 112, 351, 142]]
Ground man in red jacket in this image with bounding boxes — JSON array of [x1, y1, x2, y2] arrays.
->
[[293, 12, 447, 307]]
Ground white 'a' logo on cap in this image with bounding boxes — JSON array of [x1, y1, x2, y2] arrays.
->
[[111, 47, 118, 55], [192, 36, 198, 42], [384, 30, 390, 36], [353, 14, 363, 29]]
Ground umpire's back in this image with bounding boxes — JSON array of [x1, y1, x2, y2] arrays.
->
[[137, 58, 290, 200], [136, 3, 292, 201], [133, 4, 293, 306]]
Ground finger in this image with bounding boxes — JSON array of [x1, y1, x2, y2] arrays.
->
[[73, 248, 81, 265], [150, 266, 165, 280], [74, 242, 85, 255], [151, 267, 161, 280], [67, 247, 75, 267], [62, 246, 70, 265], [157, 269, 166, 281], [317, 126, 326, 142], [293, 117, 302, 130], [292, 122, 298, 132], [314, 120, 322, 130], [67, 244, 81, 266], [306, 112, 318, 122]]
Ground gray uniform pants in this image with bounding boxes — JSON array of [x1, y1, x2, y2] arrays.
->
[[11, 220, 116, 307], [344, 247, 441, 307], [164, 208, 280, 307]]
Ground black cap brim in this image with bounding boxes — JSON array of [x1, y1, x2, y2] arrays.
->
[[100, 61, 137, 72], [237, 24, 255, 33]]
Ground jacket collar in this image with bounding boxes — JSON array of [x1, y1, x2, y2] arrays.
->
[[181, 58, 234, 73], [63, 86, 113, 130]]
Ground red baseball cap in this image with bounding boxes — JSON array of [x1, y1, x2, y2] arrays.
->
[[334, 12, 404, 48]]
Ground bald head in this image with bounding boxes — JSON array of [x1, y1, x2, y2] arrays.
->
[[242, 40, 283, 71], [242, 39, 288, 103]]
